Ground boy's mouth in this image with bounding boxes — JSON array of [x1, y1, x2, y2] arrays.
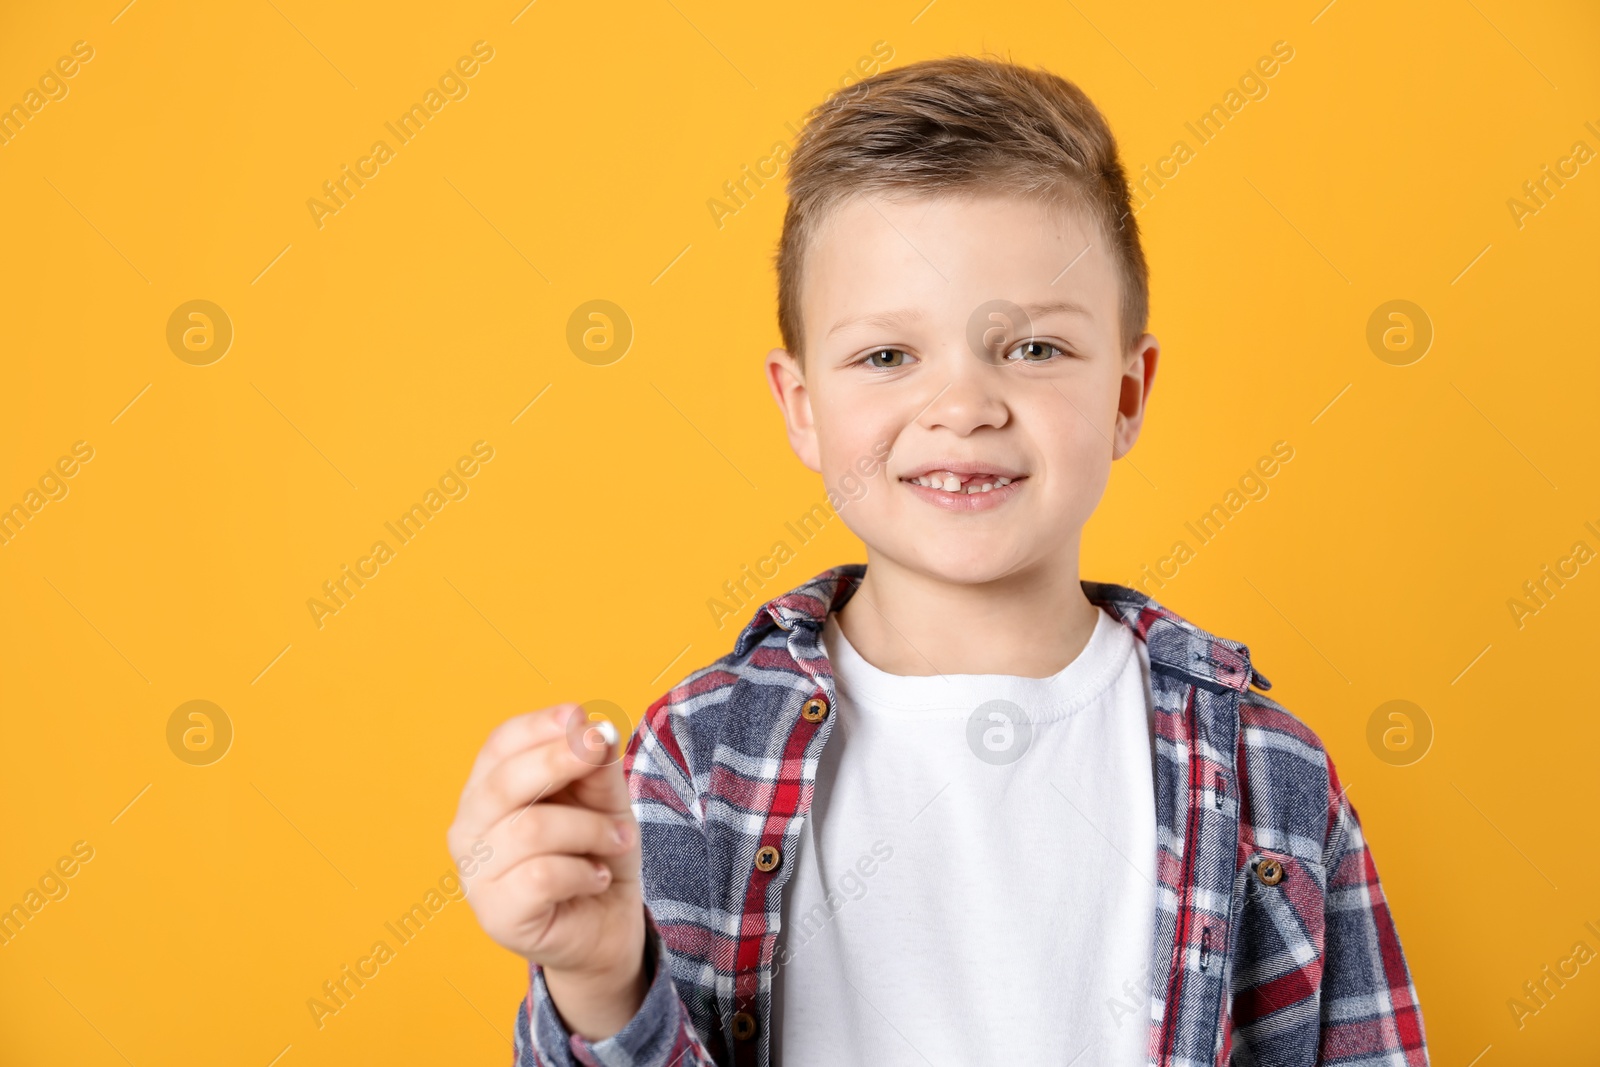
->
[[903, 470, 1016, 495], [899, 464, 1027, 496]]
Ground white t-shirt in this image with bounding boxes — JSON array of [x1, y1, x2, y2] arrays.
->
[[771, 606, 1158, 1066]]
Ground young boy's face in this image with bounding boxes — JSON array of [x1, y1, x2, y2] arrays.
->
[[766, 191, 1158, 585]]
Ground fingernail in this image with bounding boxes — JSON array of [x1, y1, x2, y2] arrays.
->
[[593, 861, 611, 882], [613, 821, 630, 847]]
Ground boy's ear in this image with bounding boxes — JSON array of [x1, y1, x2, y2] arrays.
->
[[1112, 333, 1159, 460], [764, 347, 822, 473]]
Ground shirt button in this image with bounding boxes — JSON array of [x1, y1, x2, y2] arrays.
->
[[1256, 858, 1285, 886], [801, 697, 829, 723], [754, 845, 781, 872], [732, 1010, 758, 1040]]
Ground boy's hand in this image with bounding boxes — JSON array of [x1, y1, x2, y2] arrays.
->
[[448, 703, 647, 1039]]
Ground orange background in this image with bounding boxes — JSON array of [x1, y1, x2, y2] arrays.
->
[[1, 1, 1597, 1063]]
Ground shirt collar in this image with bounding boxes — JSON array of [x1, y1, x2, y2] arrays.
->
[[733, 563, 1270, 695]]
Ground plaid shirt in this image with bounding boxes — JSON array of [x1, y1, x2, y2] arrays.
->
[[514, 564, 1429, 1066]]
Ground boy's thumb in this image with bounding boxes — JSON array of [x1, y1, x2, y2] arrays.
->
[[564, 707, 631, 814]]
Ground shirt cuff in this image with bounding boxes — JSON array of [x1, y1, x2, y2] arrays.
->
[[525, 909, 692, 1067]]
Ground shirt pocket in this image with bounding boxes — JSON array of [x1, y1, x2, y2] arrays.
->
[[1227, 849, 1328, 1065]]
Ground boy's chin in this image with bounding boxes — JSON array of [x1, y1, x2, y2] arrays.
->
[[879, 541, 1040, 587]]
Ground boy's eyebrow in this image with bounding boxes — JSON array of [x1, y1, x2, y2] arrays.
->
[[1020, 298, 1095, 321], [827, 306, 926, 338], [826, 298, 1093, 339]]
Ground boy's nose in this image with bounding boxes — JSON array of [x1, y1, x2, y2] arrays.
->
[[914, 346, 1013, 434]]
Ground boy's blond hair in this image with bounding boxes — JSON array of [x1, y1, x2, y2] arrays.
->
[[776, 55, 1149, 365]]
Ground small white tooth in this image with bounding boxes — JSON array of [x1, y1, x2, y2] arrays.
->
[[980, 483, 994, 492], [996, 477, 1010, 486], [942, 474, 961, 492]]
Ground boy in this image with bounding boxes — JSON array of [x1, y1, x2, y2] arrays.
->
[[448, 56, 1429, 1066]]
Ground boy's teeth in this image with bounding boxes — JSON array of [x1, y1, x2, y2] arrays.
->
[[910, 472, 1014, 494]]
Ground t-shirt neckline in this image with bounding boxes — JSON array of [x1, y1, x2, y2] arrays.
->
[[820, 606, 1135, 722]]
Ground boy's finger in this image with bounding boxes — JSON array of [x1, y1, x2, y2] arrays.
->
[[464, 704, 579, 792], [459, 728, 611, 832], [484, 802, 633, 877], [565, 749, 632, 821], [502, 852, 614, 911]]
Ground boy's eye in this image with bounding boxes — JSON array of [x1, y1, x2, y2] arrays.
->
[[861, 348, 913, 369], [1006, 340, 1065, 363]]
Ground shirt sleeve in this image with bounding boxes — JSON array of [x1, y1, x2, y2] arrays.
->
[[513, 907, 714, 1067], [1317, 761, 1430, 1065], [511, 693, 721, 1067]]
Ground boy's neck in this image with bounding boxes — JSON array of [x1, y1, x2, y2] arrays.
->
[[834, 552, 1100, 678]]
